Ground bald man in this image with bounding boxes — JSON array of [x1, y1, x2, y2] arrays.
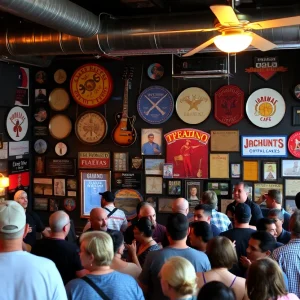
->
[[14, 190, 50, 248], [172, 198, 189, 215], [32, 211, 86, 284]]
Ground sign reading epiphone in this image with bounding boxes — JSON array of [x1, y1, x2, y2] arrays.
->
[[78, 152, 110, 169]]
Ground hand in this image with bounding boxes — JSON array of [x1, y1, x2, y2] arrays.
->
[[232, 240, 236, 248], [240, 256, 251, 268], [125, 240, 137, 257], [28, 226, 33, 233]]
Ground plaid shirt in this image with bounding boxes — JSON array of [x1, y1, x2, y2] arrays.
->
[[272, 239, 300, 297], [211, 209, 232, 233]]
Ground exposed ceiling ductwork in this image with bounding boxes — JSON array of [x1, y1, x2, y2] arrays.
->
[[0, 1, 299, 65]]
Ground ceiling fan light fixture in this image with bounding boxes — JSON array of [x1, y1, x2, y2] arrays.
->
[[214, 32, 253, 53]]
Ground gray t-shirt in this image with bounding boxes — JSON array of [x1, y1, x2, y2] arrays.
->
[[139, 247, 211, 300], [66, 272, 144, 300]]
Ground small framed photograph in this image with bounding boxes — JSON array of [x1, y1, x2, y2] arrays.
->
[[145, 158, 165, 175], [35, 156, 45, 174], [285, 199, 297, 214], [141, 128, 162, 155], [35, 88, 47, 103], [49, 198, 59, 212], [54, 178, 66, 196], [262, 161, 278, 182], [185, 180, 203, 209], [281, 159, 300, 177], [67, 178, 77, 190], [285, 179, 300, 197], [33, 198, 48, 211], [131, 156, 143, 170], [113, 152, 129, 172], [243, 160, 259, 182], [231, 163, 241, 178], [163, 163, 173, 178], [145, 176, 163, 194], [158, 197, 175, 213], [167, 179, 182, 196]]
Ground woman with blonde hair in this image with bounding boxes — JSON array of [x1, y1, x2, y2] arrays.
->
[[197, 236, 246, 300], [246, 258, 299, 300], [65, 231, 144, 300], [160, 256, 198, 300]]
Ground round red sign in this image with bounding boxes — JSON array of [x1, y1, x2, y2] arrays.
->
[[288, 131, 300, 158]]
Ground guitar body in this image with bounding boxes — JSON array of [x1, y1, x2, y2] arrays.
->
[[112, 112, 137, 147]]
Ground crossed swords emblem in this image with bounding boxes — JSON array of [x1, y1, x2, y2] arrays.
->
[[144, 94, 168, 116]]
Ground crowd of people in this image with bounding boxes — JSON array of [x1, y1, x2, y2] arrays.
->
[[1, 182, 300, 299]]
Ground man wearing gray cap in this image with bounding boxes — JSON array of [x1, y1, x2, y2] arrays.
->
[[0, 201, 67, 300]]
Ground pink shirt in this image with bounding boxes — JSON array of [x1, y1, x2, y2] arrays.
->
[[277, 294, 300, 300]]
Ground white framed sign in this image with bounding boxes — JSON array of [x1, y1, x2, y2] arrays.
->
[[241, 135, 287, 157], [9, 141, 29, 157], [6, 107, 28, 141]]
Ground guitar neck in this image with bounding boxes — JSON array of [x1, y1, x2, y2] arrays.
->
[[123, 80, 129, 116]]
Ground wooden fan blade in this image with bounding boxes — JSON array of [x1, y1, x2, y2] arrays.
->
[[210, 5, 240, 26], [248, 16, 300, 30], [250, 32, 277, 51], [183, 38, 215, 57]]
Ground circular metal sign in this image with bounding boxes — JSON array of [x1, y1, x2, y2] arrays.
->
[[176, 87, 211, 124], [34, 139, 47, 154], [49, 115, 72, 140], [75, 111, 108, 145], [55, 142, 68, 156], [147, 63, 164, 80], [137, 86, 174, 124], [6, 107, 28, 141], [288, 131, 300, 158], [246, 88, 285, 128], [54, 69, 67, 84], [70, 64, 113, 108], [49, 88, 70, 111]]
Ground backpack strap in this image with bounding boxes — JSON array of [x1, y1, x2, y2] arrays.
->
[[81, 276, 110, 300], [104, 207, 118, 218]]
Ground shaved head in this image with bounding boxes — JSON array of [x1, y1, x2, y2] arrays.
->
[[139, 204, 156, 226], [13, 190, 28, 209], [90, 208, 108, 231], [172, 198, 189, 216], [49, 211, 70, 233]]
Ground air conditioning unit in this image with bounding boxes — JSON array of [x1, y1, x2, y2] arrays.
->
[[172, 54, 233, 79]]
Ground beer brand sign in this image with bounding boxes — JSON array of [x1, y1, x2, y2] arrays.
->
[[245, 57, 287, 81], [78, 152, 110, 169], [214, 85, 244, 126], [241, 135, 287, 157], [164, 129, 210, 179], [6, 107, 28, 141], [288, 131, 300, 158]]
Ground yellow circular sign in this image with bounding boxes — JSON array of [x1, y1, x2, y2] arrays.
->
[[70, 64, 113, 108]]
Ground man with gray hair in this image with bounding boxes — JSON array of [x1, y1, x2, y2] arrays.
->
[[201, 190, 232, 232], [32, 210, 86, 284], [0, 201, 67, 299]]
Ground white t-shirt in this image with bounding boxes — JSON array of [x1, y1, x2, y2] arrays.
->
[[0, 251, 67, 300]]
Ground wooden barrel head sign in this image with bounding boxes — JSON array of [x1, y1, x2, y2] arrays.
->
[[70, 64, 113, 108]]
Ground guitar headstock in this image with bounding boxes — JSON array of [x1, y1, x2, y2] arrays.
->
[[122, 66, 134, 81]]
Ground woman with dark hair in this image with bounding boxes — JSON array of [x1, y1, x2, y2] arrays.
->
[[126, 217, 161, 267], [197, 281, 236, 300], [246, 258, 299, 300]]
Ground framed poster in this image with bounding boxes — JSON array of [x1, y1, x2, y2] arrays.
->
[[33, 178, 53, 196], [54, 178, 66, 196], [163, 163, 173, 178], [113, 152, 129, 172], [262, 161, 278, 182], [281, 159, 300, 177], [141, 128, 163, 155], [158, 197, 175, 213], [209, 154, 229, 179], [231, 163, 241, 178], [145, 158, 165, 175], [285, 199, 297, 215], [80, 170, 111, 218], [254, 183, 283, 207], [145, 176, 163, 194], [210, 130, 239, 152], [167, 179, 182, 196], [185, 180, 203, 209], [243, 161, 259, 181], [285, 179, 300, 197], [33, 198, 48, 211]]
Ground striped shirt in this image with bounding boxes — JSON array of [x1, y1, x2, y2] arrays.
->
[[272, 239, 300, 297], [211, 209, 232, 232], [104, 204, 128, 231]]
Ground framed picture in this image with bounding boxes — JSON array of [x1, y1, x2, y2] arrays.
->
[[131, 156, 143, 170], [167, 179, 182, 196], [285, 179, 300, 197], [163, 163, 173, 178], [141, 128, 163, 155], [80, 170, 111, 218], [285, 199, 297, 215], [67, 179, 77, 190], [281, 159, 300, 177], [113, 152, 129, 172], [158, 197, 175, 213], [145, 176, 163, 194], [262, 161, 278, 182], [231, 163, 241, 178], [33, 178, 53, 196], [209, 154, 229, 179], [49, 199, 59, 212], [254, 183, 283, 207], [54, 178, 66, 196], [185, 180, 203, 209], [206, 181, 229, 197], [243, 160, 259, 181], [145, 158, 165, 175], [292, 107, 300, 126], [33, 198, 48, 211], [35, 88, 47, 104], [35, 156, 45, 174], [210, 130, 239, 152]]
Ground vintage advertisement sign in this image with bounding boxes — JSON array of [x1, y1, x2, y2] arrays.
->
[[164, 129, 210, 179], [113, 173, 142, 189], [288, 131, 300, 158], [6, 107, 28, 141], [214, 85, 244, 126], [8, 141, 29, 157], [8, 171, 29, 193], [245, 57, 287, 81], [78, 152, 110, 169], [241, 135, 287, 157], [9, 159, 29, 174], [46, 158, 76, 176], [246, 88, 285, 128]]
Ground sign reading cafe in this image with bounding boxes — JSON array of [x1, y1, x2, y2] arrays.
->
[[241, 135, 287, 157]]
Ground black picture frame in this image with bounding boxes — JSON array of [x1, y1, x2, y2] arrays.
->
[[167, 179, 182, 196]]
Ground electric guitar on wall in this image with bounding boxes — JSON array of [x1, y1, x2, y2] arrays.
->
[[112, 67, 137, 147]]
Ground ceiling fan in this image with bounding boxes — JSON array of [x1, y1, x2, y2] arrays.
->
[[183, 5, 300, 56]]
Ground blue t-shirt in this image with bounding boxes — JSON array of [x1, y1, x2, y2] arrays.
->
[[65, 272, 144, 300], [142, 142, 160, 155], [139, 247, 211, 300]]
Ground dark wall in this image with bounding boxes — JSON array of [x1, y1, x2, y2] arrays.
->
[[31, 50, 300, 228]]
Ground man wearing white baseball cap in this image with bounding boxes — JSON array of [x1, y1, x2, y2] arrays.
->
[[0, 201, 67, 300]]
